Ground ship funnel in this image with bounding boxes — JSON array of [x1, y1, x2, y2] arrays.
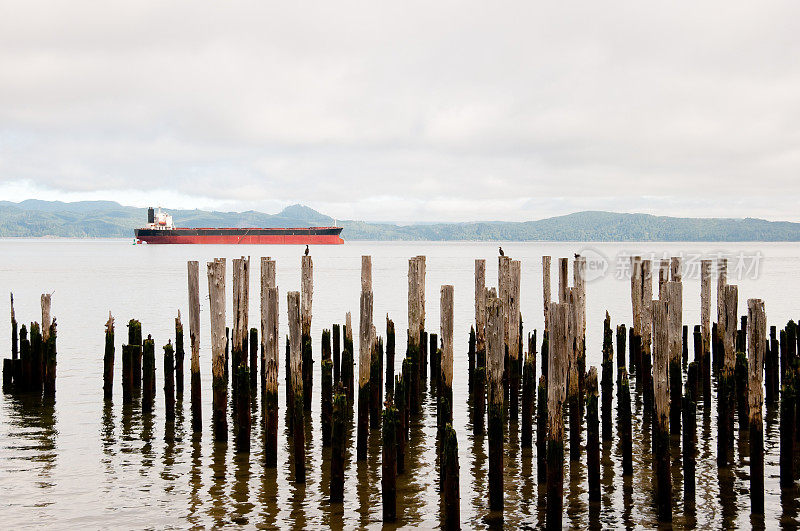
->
[[147, 207, 155, 224]]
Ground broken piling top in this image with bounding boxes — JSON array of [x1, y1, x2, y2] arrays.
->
[[407, 255, 426, 347], [717, 258, 728, 325], [440, 285, 454, 389], [359, 290, 373, 388], [640, 260, 653, 355], [475, 259, 486, 348], [630, 256, 643, 337], [722, 284, 738, 371], [41, 293, 52, 342], [207, 258, 226, 379], [361, 256, 372, 292], [558, 257, 569, 304], [658, 259, 670, 298], [105, 311, 114, 334]]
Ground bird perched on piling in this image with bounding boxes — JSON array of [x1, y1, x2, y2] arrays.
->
[[574, 253, 580, 259], [305, 245, 309, 256], [499, 247, 504, 256]]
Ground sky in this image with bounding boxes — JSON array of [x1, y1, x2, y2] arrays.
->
[[1, 1, 799, 223]]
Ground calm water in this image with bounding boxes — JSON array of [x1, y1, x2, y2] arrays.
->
[[1, 239, 799, 528]]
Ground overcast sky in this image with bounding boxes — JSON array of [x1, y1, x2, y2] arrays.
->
[[1, 1, 798, 222]]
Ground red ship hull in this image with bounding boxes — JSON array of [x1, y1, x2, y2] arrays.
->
[[135, 227, 344, 245]]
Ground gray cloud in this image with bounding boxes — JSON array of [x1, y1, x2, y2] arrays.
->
[[1, 1, 799, 222]]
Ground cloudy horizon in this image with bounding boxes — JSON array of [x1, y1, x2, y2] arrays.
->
[[2, 1, 799, 223]]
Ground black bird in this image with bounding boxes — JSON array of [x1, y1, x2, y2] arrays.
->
[[499, 246, 504, 256], [574, 253, 580, 259], [305, 245, 309, 256]]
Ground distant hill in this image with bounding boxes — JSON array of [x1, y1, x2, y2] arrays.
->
[[0, 200, 799, 241]]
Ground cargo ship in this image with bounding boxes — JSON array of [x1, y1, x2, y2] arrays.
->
[[135, 207, 344, 244]]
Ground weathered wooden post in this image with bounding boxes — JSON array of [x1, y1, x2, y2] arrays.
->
[[121, 340, 133, 405], [207, 258, 227, 442], [616, 324, 626, 376], [232, 257, 251, 452], [249, 327, 257, 390], [343, 313, 354, 406], [439, 286, 455, 436], [536, 374, 547, 484], [128, 319, 142, 391], [618, 367, 633, 475], [641, 260, 653, 409], [487, 294, 504, 512], [780, 369, 794, 488], [333, 323, 341, 387], [575, 257, 587, 405], [748, 298, 766, 515], [658, 259, 669, 298], [715, 258, 728, 372], [408, 255, 426, 409], [265, 283, 279, 467], [442, 424, 460, 530], [288, 291, 305, 482], [164, 340, 176, 421], [602, 312, 613, 441], [630, 256, 642, 379], [370, 337, 384, 430], [30, 321, 42, 394], [653, 299, 671, 523], [330, 391, 346, 503], [395, 374, 406, 474], [171, 312, 183, 397], [567, 292, 581, 462], [718, 284, 737, 466], [547, 302, 568, 529], [382, 400, 398, 522], [587, 367, 600, 503], [509, 260, 522, 422], [683, 371, 697, 508], [358, 289, 373, 461], [558, 257, 568, 304], [386, 317, 395, 400], [142, 335, 155, 412], [187, 261, 201, 433], [104, 313, 114, 400], [322, 329, 333, 447], [301, 254, 313, 411], [767, 326, 779, 405], [521, 348, 534, 449], [10, 294, 17, 362], [700, 259, 712, 404], [667, 280, 682, 435], [41, 295, 56, 395]]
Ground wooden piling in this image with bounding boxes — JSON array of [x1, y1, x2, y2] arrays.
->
[[616, 324, 626, 375], [509, 261, 521, 422], [264, 283, 279, 467], [249, 327, 257, 390], [536, 375, 547, 484], [121, 341, 132, 405], [641, 260, 653, 408], [330, 392, 346, 503], [522, 348, 534, 449], [142, 336, 155, 412], [630, 256, 642, 377], [128, 319, 142, 390], [718, 284, 737, 467], [188, 260, 202, 433], [358, 289, 373, 461], [658, 259, 669, 299], [174, 312, 184, 396], [543, 256, 551, 333], [10, 294, 17, 361], [41, 295, 56, 395], [322, 329, 333, 447], [748, 298, 766, 514], [558, 257, 568, 304], [487, 295, 504, 512], [767, 326, 779, 405], [683, 382, 697, 507], [382, 400, 398, 522], [587, 367, 600, 503], [103, 313, 114, 400], [343, 313, 354, 405], [333, 323, 341, 388], [716, 258, 728, 371], [288, 291, 305, 482], [30, 321, 42, 394], [430, 332, 440, 393], [602, 312, 613, 441], [439, 286, 455, 444], [207, 258, 227, 443], [567, 293, 581, 462], [408, 255, 426, 394], [700, 259, 711, 403], [301, 255, 313, 411], [618, 367, 633, 475], [386, 317, 395, 399], [667, 280, 682, 435], [370, 337, 383, 430], [652, 299, 672, 522], [232, 256, 249, 395], [442, 424, 460, 530], [780, 370, 794, 488], [546, 302, 568, 529], [395, 374, 406, 474], [164, 340, 175, 422]]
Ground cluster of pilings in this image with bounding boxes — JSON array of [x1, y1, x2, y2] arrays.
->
[[3, 293, 57, 396], [74, 251, 800, 527]]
